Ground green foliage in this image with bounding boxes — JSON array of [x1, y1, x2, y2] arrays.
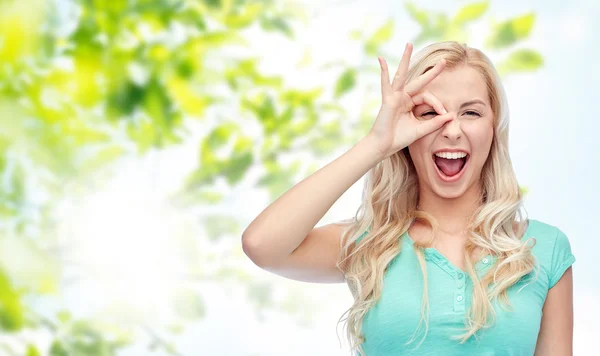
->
[[26, 345, 41, 356], [201, 214, 242, 241], [497, 49, 543, 76], [0, 0, 542, 354], [404, 1, 492, 45], [486, 13, 535, 49], [404, 3, 430, 27], [335, 69, 357, 98], [452, 1, 489, 26], [365, 20, 394, 55], [402, 2, 541, 78], [0, 268, 24, 331], [170, 288, 206, 320]]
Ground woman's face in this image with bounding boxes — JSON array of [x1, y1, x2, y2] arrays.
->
[[408, 65, 494, 199]]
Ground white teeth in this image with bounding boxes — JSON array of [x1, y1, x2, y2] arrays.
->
[[434, 151, 467, 159]]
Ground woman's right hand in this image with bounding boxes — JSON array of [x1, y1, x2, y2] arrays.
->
[[368, 42, 454, 159]]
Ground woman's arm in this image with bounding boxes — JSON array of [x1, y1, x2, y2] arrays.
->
[[241, 136, 383, 282], [534, 267, 574, 356]]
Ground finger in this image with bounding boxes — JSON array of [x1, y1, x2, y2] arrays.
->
[[391, 43, 413, 92], [412, 91, 447, 115], [405, 58, 446, 96], [379, 57, 392, 98], [415, 112, 454, 139]]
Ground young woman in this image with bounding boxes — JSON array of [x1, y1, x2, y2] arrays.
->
[[242, 41, 575, 355]]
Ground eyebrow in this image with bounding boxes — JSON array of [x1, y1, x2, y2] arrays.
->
[[460, 99, 486, 109]]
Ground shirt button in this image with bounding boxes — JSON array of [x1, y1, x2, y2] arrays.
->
[[456, 295, 463, 302], [482, 258, 489, 264], [457, 273, 464, 279], [456, 282, 464, 288]]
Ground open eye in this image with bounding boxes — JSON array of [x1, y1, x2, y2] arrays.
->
[[464, 110, 481, 117]]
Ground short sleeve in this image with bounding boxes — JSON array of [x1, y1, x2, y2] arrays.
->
[[548, 228, 576, 288]]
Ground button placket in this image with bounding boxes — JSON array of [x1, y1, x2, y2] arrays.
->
[[453, 271, 466, 312]]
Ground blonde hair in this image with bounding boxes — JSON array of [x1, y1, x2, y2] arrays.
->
[[336, 41, 539, 355]]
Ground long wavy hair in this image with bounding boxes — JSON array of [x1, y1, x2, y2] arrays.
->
[[335, 41, 539, 355]]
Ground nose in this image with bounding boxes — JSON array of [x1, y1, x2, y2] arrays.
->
[[441, 115, 462, 140]]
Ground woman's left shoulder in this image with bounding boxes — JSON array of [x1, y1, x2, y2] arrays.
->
[[524, 219, 576, 288]]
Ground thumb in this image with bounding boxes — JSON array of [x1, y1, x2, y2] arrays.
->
[[415, 112, 454, 138]]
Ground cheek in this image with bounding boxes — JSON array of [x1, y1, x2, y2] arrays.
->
[[408, 135, 434, 165], [464, 122, 494, 159]]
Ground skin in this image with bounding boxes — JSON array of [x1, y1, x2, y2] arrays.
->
[[408, 65, 494, 203], [405, 63, 573, 355]]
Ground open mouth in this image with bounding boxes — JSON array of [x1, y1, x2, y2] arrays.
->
[[432, 153, 470, 182]]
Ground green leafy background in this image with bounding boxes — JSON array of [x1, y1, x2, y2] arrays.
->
[[1, 0, 593, 355]]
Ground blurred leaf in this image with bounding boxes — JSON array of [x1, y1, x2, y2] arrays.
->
[[26, 345, 41, 356], [201, 214, 242, 241], [223, 148, 253, 184], [179, 8, 207, 30], [108, 81, 146, 118], [191, 121, 254, 186], [404, 2, 430, 27], [408, 10, 449, 44], [162, 342, 179, 356], [205, 0, 222, 9], [289, 116, 316, 136], [213, 266, 252, 282], [166, 77, 212, 116], [195, 190, 224, 204], [486, 13, 535, 49], [365, 20, 394, 55], [0, 0, 44, 63], [281, 88, 323, 107], [334, 69, 357, 98], [247, 280, 273, 311], [226, 59, 283, 90], [257, 159, 303, 200], [49, 341, 68, 356], [497, 49, 543, 76], [80, 145, 126, 175], [349, 29, 362, 40], [197, 31, 248, 48], [57, 310, 71, 324], [54, 320, 124, 356], [260, 16, 294, 38], [171, 288, 206, 320], [68, 54, 104, 107], [308, 120, 344, 156], [296, 48, 312, 68], [443, 25, 468, 44], [0, 268, 24, 331], [143, 79, 176, 128], [206, 123, 238, 150], [452, 1, 489, 26], [223, 3, 263, 29], [166, 324, 184, 335]]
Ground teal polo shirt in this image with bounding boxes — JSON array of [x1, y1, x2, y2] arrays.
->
[[353, 219, 575, 355]]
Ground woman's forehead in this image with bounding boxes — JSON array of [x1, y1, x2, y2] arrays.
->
[[422, 66, 489, 105]]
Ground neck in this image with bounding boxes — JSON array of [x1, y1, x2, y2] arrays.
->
[[416, 182, 483, 235]]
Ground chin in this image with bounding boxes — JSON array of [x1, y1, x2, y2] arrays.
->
[[430, 182, 471, 199]]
